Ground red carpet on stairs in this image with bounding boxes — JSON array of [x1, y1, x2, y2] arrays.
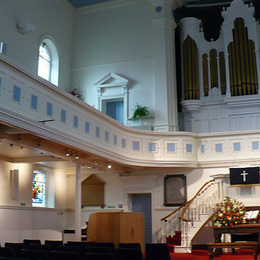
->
[[170, 249, 259, 259]]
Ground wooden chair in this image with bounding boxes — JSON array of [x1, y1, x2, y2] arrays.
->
[[118, 242, 142, 249], [50, 251, 81, 260], [145, 243, 170, 260], [0, 247, 17, 258], [116, 247, 144, 260], [84, 252, 116, 260], [44, 240, 63, 251], [4, 243, 25, 257], [23, 240, 41, 249], [20, 249, 48, 260]]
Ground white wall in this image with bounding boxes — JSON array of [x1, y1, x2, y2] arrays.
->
[[0, 0, 74, 90], [0, 160, 68, 244], [71, 1, 155, 117], [66, 168, 218, 242]]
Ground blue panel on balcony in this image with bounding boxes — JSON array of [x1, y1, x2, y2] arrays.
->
[[73, 116, 78, 128], [105, 131, 109, 142], [233, 142, 241, 151], [31, 94, 38, 110], [122, 138, 126, 148], [200, 144, 205, 154], [133, 141, 140, 151], [96, 126, 100, 138], [215, 143, 222, 153], [47, 102, 53, 116], [61, 109, 66, 122], [149, 143, 156, 152], [114, 135, 117, 145], [13, 85, 21, 102], [167, 143, 175, 152], [85, 121, 90, 133], [186, 144, 192, 153], [252, 141, 259, 150]]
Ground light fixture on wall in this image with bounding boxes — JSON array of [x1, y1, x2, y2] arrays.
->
[[17, 20, 35, 34]]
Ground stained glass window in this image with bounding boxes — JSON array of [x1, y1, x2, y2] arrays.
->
[[32, 170, 46, 207]]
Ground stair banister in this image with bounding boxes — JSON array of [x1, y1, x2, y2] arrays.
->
[[180, 180, 215, 222]]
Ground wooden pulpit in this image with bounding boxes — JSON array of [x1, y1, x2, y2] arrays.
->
[[87, 212, 144, 250]]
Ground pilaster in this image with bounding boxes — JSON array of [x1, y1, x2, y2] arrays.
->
[[151, 0, 179, 131]]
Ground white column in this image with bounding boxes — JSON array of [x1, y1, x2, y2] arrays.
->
[[152, 1, 179, 132], [75, 163, 82, 240]]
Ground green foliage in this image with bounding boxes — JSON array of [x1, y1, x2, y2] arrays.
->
[[132, 103, 149, 120]]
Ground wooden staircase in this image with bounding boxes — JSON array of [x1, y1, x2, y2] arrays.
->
[[161, 180, 220, 253]]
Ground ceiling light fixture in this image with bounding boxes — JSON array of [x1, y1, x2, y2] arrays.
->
[[75, 154, 79, 160], [94, 160, 98, 166], [65, 151, 70, 157], [108, 163, 112, 169]]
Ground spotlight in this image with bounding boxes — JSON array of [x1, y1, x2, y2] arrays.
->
[[65, 151, 70, 157], [108, 163, 112, 169], [75, 155, 79, 160]]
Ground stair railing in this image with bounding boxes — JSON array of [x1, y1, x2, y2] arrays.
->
[[161, 179, 219, 246]]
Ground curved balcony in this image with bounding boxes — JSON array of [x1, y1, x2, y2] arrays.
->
[[0, 55, 260, 172]]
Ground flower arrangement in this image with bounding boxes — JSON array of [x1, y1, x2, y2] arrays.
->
[[68, 87, 83, 100], [212, 196, 245, 227]]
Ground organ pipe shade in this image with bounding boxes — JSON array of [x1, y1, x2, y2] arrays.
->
[[210, 49, 218, 89], [202, 53, 209, 97], [219, 52, 226, 95], [183, 36, 199, 100], [228, 17, 258, 96]]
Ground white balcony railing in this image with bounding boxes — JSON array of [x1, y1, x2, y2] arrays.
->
[[1, 54, 260, 168]]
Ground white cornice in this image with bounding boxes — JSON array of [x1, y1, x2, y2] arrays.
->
[[57, 0, 76, 15], [76, 0, 149, 14]]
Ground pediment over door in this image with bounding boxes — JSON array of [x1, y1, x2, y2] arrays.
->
[[94, 73, 129, 125], [94, 73, 129, 95]]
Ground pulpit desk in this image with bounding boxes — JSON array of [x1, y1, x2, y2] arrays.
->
[[213, 224, 260, 256]]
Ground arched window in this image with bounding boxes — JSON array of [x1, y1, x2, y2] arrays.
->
[[38, 43, 51, 81], [38, 38, 59, 86], [32, 170, 46, 207]]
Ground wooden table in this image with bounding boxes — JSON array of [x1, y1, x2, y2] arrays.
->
[[213, 224, 260, 256], [207, 242, 258, 260]]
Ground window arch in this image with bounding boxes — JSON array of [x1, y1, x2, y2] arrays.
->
[[38, 37, 59, 86], [32, 170, 46, 207]]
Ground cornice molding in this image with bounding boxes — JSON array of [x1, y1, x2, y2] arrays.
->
[[57, 0, 76, 15], [76, 0, 148, 13]]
